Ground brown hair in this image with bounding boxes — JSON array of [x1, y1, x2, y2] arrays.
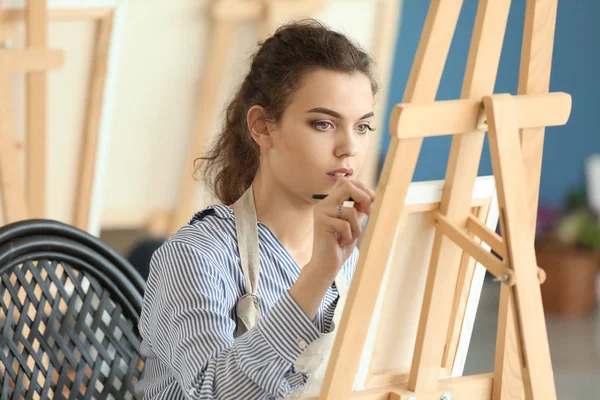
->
[[196, 18, 379, 205]]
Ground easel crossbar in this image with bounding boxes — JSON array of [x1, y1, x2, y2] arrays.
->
[[466, 215, 505, 256], [432, 211, 512, 282], [2, 48, 64, 71], [393, 92, 571, 139], [431, 211, 546, 285], [0, 8, 114, 21], [305, 374, 494, 400], [389, 373, 493, 400]]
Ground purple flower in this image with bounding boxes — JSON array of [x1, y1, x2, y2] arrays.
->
[[536, 204, 563, 237]]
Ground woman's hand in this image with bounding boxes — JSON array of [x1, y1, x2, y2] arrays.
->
[[309, 177, 375, 279], [289, 178, 375, 319]]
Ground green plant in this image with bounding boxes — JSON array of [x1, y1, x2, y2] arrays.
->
[[555, 208, 600, 251], [536, 186, 600, 252]]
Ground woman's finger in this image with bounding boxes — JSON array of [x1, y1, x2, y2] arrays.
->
[[324, 216, 353, 244], [322, 205, 361, 241], [324, 178, 373, 214], [346, 180, 375, 214], [349, 180, 375, 200]]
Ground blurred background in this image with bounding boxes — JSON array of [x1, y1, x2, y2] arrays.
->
[[1, 0, 598, 398]]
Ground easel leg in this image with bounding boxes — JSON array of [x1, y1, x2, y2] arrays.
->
[[518, 0, 558, 232], [493, 1, 559, 397], [493, 178, 524, 400], [493, 284, 525, 400], [25, 0, 48, 219], [408, 0, 511, 392], [318, 0, 464, 396], [484, 94, 556, 399], [0, 71, 29, 223]]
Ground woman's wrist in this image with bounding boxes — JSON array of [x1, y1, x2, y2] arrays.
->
[[288, 261, 337, 320]]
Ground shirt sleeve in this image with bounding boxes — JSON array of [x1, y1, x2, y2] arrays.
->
[[140, 239, 322, 400]]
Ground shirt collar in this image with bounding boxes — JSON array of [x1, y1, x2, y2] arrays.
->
[[189, 204, 234, 225]]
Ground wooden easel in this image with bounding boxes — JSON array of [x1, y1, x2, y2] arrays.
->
[[0, 0, 64, 224], [309, 0, 570, 399], [0, 2, 123, 235]]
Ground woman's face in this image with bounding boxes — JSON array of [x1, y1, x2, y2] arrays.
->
[[263, 69, 374, 201]]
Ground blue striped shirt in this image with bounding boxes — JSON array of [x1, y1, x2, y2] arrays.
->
[[135, 204, 358, 399]]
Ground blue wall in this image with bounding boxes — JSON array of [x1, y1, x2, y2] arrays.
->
[[379, 0, 600, 207]]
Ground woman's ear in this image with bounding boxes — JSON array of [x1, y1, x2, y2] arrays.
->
[[247, 105, 274, 149]]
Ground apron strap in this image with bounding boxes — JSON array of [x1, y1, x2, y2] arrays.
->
[[233, 186, 261, 296], [231, 184, 351, 336], [233, 186, 262, 335]]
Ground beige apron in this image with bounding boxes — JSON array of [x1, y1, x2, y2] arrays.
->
[[232, 186, 349, 399]]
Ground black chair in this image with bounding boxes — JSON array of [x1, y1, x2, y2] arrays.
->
[[0, 219, 146, 399]]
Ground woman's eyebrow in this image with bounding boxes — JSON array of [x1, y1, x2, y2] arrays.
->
[[307, 108, 375, 120], [307, 107, 343, 118]]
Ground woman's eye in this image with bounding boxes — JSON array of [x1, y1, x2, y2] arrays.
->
[[357, 123, 374, 134], [312, 121, 334, 131]]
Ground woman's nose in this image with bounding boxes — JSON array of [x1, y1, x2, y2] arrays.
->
[[335, 130, 359, 158]]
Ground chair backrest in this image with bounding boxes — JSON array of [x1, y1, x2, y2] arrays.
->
[[0, 219, 146, 399]]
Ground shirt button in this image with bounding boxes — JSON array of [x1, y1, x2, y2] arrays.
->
[[297, 339, 308, 350]]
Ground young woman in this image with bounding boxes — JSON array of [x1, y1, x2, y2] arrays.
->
[[135, 19, 378, 400]]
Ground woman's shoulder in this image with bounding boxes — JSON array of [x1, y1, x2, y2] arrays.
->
[[158, 204, 238, 265], [174, 203, 234, 237]]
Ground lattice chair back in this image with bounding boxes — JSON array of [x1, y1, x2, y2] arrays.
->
[[0, 219, 146, 399]]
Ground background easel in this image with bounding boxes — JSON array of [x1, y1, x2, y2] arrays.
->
[[299, 0, 570, 399], [0, 0, 63, 224], [0, 0, 127, 237]]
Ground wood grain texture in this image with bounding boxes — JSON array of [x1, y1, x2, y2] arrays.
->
[[407, 0, 511, 392], [493, 283, 526, 400], [25, 0, 48, 218], [467, 214, 506, 257], [0, 21, 16, 41], [484, 94, 557, 399], [494, 1, 560, 398], [518, 0, 558, 231], [442, 204, 489, 372], [431, 211, 510, 281], [388, 373, 493, 400], [0, 8, 113, 21], [0, 70, 28, 222], [393, 92, 571, 139], [3, 48, 63, 71], [312, 373, 493, 400]]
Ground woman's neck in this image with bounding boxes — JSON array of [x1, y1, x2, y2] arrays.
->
[[250, 169, 314, 267]]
